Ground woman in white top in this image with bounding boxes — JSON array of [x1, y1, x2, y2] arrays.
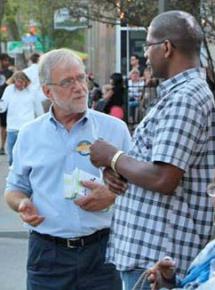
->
[[0, 71, 44, 165], [128, 68, 144, 123]]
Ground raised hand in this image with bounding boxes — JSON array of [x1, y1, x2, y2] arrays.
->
[[18, 198, 45, 227]]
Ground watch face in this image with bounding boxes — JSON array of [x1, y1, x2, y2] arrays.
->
[[0, 74, 6, 86]]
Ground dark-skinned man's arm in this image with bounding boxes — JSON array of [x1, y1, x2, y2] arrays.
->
[[90, 140, 184, 195]]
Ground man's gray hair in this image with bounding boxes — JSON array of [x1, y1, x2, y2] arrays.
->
[[38, 48, 85, 85], [150, 10, 203, 56]]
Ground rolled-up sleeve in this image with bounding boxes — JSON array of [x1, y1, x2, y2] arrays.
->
[[5, 130, 32, 197]]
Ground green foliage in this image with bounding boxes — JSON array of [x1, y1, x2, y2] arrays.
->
[[168, 0, 200, 18], [0, 0, 214, 51], [0, 0, 86, 51]]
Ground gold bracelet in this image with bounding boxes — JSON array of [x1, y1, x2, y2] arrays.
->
[[110, 150, 124, 173]]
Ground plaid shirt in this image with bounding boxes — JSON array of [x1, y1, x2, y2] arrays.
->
[[107, 68, 215, 277]]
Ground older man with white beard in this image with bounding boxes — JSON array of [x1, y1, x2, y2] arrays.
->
[[4, 48, 131, 290]]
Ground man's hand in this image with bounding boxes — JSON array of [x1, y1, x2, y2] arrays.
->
[[90, 140, 118, 168], [74, 180, 116, 211], [146, 257, 176, 290], [18, 198, 45, 227], [103, 168, 128, 194]]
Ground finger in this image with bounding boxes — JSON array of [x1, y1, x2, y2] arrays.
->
[[22, 215, 44, 225], [150, 273, 160, 290], [108, 185, 124, 195], [20, 213, 38, 222], [147, 273, 156, 283], [74, 198, 96, 211], [29, 216, 45, 227], [32, 215, 44, 225], [104, 170, 127, 187], [74, 196, 92, 207], [80, 180, 102, 190], [104, 172, 127, 187], [107, 180, 127, 194], [19, 203, 32, 212], [79, 203, 96, 211], [20, 213, 44, 225]]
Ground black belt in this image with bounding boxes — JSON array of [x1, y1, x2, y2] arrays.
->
[[31, 228, 110, 248]]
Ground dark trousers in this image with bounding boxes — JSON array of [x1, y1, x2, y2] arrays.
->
[[27, 231, 122, 290]]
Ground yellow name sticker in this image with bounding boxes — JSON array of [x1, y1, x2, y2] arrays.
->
[[76, 140, 92, 156]]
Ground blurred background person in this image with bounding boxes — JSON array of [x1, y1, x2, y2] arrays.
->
[[205, 66, 215, 97], [87, 72, 100, 91], [128, 68, 144, 124], [108, 72, 124, 119], [0, 53, 13, 155], [87, 72, 100, 107], [94, 84, 113, 112], [23, 53, 40, 85], [95, 73, 124, 120], [130, 54, 145, 77], [141, 67, 159, 114], [0, 71, 44, 165], [23, 53, 50, 112], [90, 87, 103, 109]]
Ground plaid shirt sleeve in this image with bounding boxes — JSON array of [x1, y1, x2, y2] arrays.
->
[[152, 92, 207, 171]]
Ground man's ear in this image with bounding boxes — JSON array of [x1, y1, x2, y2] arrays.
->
[[163, 40, 174, 58], [42, 85, 52, 99]]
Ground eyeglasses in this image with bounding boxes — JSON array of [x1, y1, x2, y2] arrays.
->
[[207, 183, 215, 197], [144, 40, 176, 52], [47, 74, 87, 89]]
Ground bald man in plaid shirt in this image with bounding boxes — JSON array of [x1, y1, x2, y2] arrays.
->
[[90, 11, 215, 290]]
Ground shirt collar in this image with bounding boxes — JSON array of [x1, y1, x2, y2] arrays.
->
[[158, 67, 206, 99], [48, 105, 89, 129]]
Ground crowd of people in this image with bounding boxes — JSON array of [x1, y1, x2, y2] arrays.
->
[[88, 59, 159, 128], [1, 9, 215, 290]]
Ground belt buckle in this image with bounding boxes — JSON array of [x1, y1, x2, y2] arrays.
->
[[67, 237, 80, 248]]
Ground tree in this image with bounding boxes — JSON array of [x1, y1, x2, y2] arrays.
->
[[1, 0, 215, 70], [66, 0, 201, 27], [0, 0, 86, 53], [0, 0, 5, 28], [4, 0, 20, 40], [0, 0, 5, 52]]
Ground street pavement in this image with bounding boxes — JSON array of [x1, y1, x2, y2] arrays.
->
[[0, 154, 28, 290]]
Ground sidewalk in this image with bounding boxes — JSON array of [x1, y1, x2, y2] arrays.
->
[[0, 154, 27, 239], [0, 155, 27, 290]]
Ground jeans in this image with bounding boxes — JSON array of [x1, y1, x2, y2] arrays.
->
[[128, 100, 140, 123], [7, 130, 19, 166], [121, 269, 151, 290], [27, 231, 122, 290]]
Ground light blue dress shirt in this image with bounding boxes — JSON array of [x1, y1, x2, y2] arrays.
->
[[6, 109, 131, 238]]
